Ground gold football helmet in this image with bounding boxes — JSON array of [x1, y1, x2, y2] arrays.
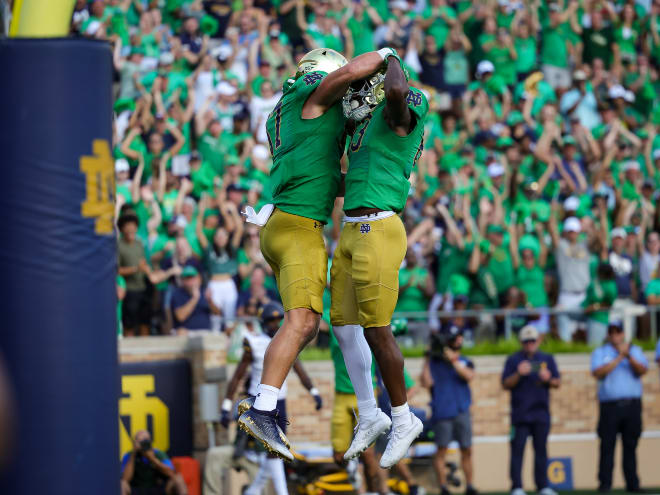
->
[[295, 48, 348, 79], [342, 69, 386, 122]]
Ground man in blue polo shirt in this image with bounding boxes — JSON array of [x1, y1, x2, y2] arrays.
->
[[502, 326, 560, 495], [422, 325, 477, 495], [591, 322, 648, 493]]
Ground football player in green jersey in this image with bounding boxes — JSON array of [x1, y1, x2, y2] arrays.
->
[[238, 47, 401, 461], [330, 55, 429, 468]]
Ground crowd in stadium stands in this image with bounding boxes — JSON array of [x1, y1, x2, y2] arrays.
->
[[75, 0, 660, 343]]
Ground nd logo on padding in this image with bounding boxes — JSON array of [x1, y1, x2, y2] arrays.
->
[[119, 375, 170, 457], [80, 139, 115, 235]]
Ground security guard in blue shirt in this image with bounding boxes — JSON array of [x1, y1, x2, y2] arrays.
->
[[502, 326, 560, 495], [422, 325, 477, 495], [591, 321, 648, 493]]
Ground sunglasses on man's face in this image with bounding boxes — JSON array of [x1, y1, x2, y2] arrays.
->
[[522, 339, 537, 344]]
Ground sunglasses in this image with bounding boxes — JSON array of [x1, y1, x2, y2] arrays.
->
[[522, 339, 537, 344]]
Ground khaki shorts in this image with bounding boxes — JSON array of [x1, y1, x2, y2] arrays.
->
[[260, 208, 327, 314], [331, 392, 358, 453], [330, 214, 407, 328]]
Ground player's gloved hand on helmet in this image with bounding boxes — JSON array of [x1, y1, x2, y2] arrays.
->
[[310, 388, 323, 410], [220, 399, 232, 428]]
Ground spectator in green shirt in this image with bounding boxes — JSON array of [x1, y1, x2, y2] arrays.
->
[[583, 263, 618, 346], [396, 250, 435, 314], [513, 12, 540, 80], [541, 1, 580, 91], [485, 27, 518, 87], [419, 0, 458, 49], [342, 0, 382, 56]]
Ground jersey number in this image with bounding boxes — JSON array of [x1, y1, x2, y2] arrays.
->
[[267, 100, 283, 154], [349, 115, 372, 153]]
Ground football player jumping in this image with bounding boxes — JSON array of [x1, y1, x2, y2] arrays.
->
[[330, 54, 428, 468], [238, 47, 400, 461]]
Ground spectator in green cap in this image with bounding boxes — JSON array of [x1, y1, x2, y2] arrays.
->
[[171, 265, 221, 334], [511, 224, 551, 335]]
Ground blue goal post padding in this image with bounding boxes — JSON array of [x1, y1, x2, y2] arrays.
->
[[0, 38, 118, 494]]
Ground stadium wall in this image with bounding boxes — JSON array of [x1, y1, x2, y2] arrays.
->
[[119, 339, 660, 491]]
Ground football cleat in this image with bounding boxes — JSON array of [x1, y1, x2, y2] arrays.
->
[[379, 413, 423, 468], [344, 409, 392, 460], [236, 397, 290, 448], [237, 408, 293, 462], [237, 397, 255, 416]]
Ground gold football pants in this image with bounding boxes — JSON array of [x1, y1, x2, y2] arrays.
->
[[260, 208, 327, 314], [330, 214, 407, 328]]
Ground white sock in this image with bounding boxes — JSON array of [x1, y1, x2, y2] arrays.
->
[[267, 458, 288, 495], [333, 324, 378, 422], [245, 454, 269, 495], [254, 384, 279, 412], [357, 398, 378, 423], [391, 403, 411, 429]]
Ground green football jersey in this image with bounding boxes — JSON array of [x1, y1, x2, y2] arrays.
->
[[266, 71, 345, 223], [344, 87, 428, 212]]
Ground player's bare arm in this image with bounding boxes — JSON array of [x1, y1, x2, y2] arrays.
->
[[224, 341, 252, 401], [383, 58, 413, 136], [302, 51, 391, 119]]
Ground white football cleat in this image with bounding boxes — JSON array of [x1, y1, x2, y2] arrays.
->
[[511, 489, 527, 495], [538, 488, 557, 495], [343, 409, 392, 460], [379, 413, 423, 469]]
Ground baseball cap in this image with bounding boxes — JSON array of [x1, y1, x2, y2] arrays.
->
[[507, 110, 525, 126], [159, 52, 175, 66], [608, 84, 626, 100], [496, 136, 515, 148], [519, 325, 539, 341], [573, 69, 587, 81], [181, 266, 199, 278], [562, 135, 577, 146], [442, 324, 463, 339], [487, 224, 505, 235], [623, 160, 640, 172], [215, 44, 233, 62], [476, 60, 495, 79], [115, 158, 130, 173], [216, 81, 237, 96], [190, 150, 201, 161], [227, 183, 247, 194], [608, 320, 624, 332], [563, 217, 582, 233], [389, 0, 409, 10], [563, 196, 580, 211], [611, 227, 626, 239], [488, 162, 505, 177]]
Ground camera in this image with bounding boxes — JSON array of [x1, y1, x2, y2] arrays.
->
[[139, 439, 152, 452], [429, 330, 450, 360]]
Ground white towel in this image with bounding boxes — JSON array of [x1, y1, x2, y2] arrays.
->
[[242, 203, 274, 226]]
